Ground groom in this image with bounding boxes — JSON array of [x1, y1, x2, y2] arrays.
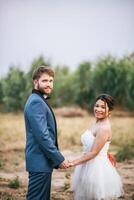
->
[[24, 66, 69, 200]]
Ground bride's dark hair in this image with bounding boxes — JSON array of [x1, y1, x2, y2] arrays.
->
[[95, 94, 115, 111]]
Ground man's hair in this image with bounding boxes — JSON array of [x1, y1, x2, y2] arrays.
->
[[32, 66, 54, 80]]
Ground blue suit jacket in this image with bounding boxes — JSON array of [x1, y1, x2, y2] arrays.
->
[[24, 90, 64, 172]]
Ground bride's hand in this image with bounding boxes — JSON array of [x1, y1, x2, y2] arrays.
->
[[68, 160, 75, 167]]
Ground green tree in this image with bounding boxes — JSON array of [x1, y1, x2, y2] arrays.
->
[[93, 55, 118, 95], [125, 53, 134, 109], [52, 65, 72, 107], [2, 67, 26, 111], [93, 55, 130, 107], [73, 61, 95, 110], [115, 56, 133, 107], [1, 53, 134, 112], [0, 79, 3, 104]]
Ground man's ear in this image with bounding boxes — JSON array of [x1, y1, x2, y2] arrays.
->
[[33, 79, 38, 88]]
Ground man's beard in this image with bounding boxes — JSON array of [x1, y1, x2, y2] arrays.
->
[[37, 83, 51, 95]]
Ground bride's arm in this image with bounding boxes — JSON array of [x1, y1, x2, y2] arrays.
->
[[71, 128, 110, 166]]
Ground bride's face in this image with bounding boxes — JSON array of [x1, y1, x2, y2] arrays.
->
[[94, 99, 109, 120]]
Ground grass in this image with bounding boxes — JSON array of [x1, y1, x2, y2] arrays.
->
[[0, 112, 25, 151], [8, 177, 21, 189], [111, 116, 134, 147], [57, 114, 134, 151], [115, 143, 134, 162], [0, 111, 134, 150], [0, 110, 134, 200], [0, 111, 134, 172]]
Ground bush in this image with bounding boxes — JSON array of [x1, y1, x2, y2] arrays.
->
[[115, 143, 134, 162], [1, 53, 134, 111], [2, 67, 26, 112], [8, 176, 21, 189]]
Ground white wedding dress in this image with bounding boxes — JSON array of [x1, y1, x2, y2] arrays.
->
[[72, 124, 124, 200]]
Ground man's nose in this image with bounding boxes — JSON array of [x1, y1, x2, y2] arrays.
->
[[47, 81, 52, 86]]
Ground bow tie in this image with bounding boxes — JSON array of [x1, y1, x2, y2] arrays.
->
[[32, 89, 51, 100], [45, 96, 51, 100]]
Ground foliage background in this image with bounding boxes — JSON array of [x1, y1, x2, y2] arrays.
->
[[0, 54, 134, 199], [0, 53, 134, 112]]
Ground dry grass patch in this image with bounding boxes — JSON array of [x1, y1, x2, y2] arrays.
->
[[0, 111, 134, 199], [57, 115, 95, 149], [0, 112, 25, 151], [111, 116, 134, 147], [57, 114, 134, 151]]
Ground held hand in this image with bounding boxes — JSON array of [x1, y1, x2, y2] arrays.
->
[[68, 160, 75, 167], [59, 159, 75, 169], [59, 159, 70, 169]]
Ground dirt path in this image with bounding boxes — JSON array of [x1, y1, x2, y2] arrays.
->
[[0, 151, 134, 200]]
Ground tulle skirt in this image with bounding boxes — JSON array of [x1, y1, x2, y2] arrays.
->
[[72, 155, 124, 200]]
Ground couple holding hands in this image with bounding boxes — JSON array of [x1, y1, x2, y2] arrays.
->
[[24, 66, 124, 200]]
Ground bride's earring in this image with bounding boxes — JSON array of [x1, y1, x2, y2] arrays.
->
[[108, 112, 111, 117]]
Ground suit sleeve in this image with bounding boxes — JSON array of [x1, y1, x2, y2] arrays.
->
[[27, 99, 64, 167]]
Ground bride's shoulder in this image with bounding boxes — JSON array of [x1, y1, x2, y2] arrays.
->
[[97, 123, 112, 140], [102, 122, 111, 129], [95, 120, 111, 134]]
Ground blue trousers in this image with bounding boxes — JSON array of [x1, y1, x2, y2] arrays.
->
[[26, 172, 52, 200]]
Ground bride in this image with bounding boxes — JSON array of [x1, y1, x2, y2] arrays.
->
[[71, 94, 124, 200]]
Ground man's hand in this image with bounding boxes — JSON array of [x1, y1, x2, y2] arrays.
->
[[59, 159, 71, 169]]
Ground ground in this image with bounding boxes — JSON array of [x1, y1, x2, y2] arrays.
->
[[0, 111, 134, 199], [0, 150, 134, 200]]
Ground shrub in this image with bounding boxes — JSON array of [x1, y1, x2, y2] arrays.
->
[[8, 176, 21, 189], [115, 143, 134, 162]]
